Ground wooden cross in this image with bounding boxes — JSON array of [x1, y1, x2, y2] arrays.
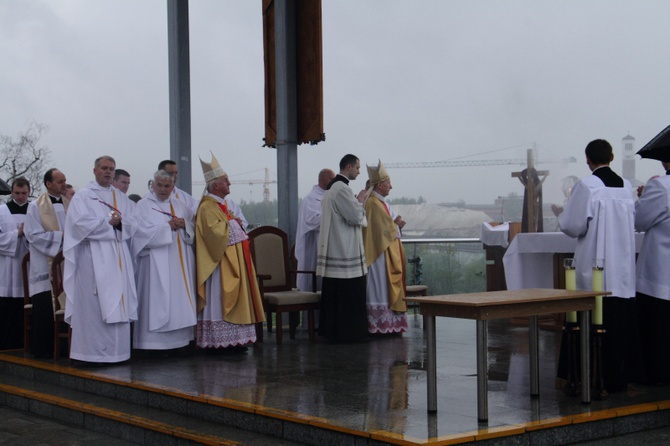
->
[[511, 149, 549, 233]]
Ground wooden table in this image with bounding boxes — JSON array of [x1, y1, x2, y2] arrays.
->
[[405, 288, 606, 421]]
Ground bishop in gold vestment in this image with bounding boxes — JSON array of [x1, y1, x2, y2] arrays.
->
[[195, 153, 264, 352], [362, 159, 408, 334]]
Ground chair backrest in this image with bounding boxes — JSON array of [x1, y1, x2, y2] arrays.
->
[[248, 226, 291, 292], [22, 252, 30, 304], [51, 251, 65, 310]]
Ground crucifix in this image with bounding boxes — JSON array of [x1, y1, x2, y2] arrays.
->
[[511, 149, 549, 233]]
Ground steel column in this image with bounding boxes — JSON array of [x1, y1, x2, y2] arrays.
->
[[477, 320, 488, 422], [167, 0, 192, 194], [274, 0, 299, 245], [426, 315, 437, 412], [529, 315, 540, 396]]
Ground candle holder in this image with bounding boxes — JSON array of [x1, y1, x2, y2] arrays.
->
[[564, 258, 577, 323], [562, 258, 580, 396], [591, 260, 604, 326], [591, 325, 608, 400], [562, 321, 581, 396], [590, 258, 607, 399]]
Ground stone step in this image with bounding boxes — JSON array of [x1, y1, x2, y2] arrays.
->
[[0, 360, 313, 446]]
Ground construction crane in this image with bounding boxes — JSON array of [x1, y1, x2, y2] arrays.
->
[[385, 156, 577, 169], [192, 167, 276, 203]]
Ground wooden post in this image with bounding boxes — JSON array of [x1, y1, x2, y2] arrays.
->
[[526, 150, 536, 231]]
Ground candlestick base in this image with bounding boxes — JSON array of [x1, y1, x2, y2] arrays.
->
[[563, 321, 581, 396], [591, 325, 608, 400]]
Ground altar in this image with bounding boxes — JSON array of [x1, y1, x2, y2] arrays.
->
[[502, 231, 644, 290], [481, 224, 644, 329]]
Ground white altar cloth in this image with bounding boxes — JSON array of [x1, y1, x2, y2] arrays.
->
[[502, 232, 644, 290], [480, 222, 510, 248]]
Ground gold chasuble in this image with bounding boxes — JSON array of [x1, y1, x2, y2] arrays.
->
[[363, 195, 407, 312], [195, 196, 265, 325]]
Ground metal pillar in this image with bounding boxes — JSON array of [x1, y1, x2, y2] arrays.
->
[[167, 0, 192, 194], [580, 309, 592, 404], [426, 315, 437, 412], [476, 320, 489, 422], [274, 0, 299, 246], [529, 315, 540, 396]]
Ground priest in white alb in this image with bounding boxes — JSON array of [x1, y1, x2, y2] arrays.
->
[[132, 170, 197, 351], [295, 168, 335, 330], [295, 168, 335, 293], [63, 156, 138, 363]]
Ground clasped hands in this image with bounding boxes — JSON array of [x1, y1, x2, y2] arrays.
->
[[356, 189, 367, 204], [168, 217, 186, 231], [108, 212, 122, 228]]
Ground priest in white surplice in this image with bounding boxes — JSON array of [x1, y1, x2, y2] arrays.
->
[[63, 156, 138, 363], [558, 139, 642, 391], [132, 170, 196, 351], [24, 168, 69, 358], [0, 178, 30, 350]]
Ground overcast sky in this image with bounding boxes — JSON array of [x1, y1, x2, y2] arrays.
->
[[2, 0, 670, 207]]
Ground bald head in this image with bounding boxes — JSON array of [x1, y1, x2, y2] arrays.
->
[[318, 169, 336, 190]]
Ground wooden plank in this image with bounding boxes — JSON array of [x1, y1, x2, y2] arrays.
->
[[418, 297, 594, 321], [405, 288, 609, 307]]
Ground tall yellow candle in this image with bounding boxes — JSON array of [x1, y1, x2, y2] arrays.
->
[[565, 267, 577, 323], [591, 267, 604, 325]]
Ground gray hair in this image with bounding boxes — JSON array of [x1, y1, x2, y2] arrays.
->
[[94, 155, 115, 168], [153, 170, 174, 183]]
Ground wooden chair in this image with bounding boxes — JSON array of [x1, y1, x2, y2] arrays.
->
[[248, 226, 320, 344], [22, 252, 31, 352], [290, 243, 318, 290], [50, 251, 71, 362], [290, 243, 319, 330]]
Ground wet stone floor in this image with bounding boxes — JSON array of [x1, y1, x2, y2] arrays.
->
[[17, 313, 666, 442]]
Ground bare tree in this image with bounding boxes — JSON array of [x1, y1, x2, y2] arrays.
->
[[0, 122, 52, 196]]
